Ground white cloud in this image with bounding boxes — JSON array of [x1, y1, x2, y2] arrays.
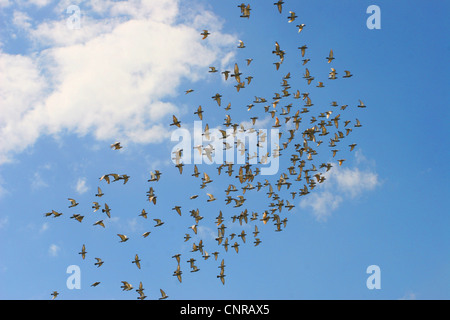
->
[[126, 217, 141, 232], [0, 0, 237, 165], [300, 153, 380, 221], [75, 177, 89, 195], [48, 243, 60, 257], [31, 171, 49, 190], [354, 149, 367, 165], [239, 115, 273, 131], [0, 0, 11, 8], [300, 191, 343, 222], [399, 291, 417, 300], [110, 216, 120, 224], [0, 52, 48, 164], [39, 222, 49, 233], [326, 165, 379, 198], [0, 0, 52, 11], [12, 10, 32, 30], [0, 175, 8, 198], [20, 0, 52, 7], [196, 225, 216, 241]]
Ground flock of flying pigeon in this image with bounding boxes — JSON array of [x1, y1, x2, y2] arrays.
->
[[47, 1, 367, 300]]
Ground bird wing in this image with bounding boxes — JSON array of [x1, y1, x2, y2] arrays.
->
[[276, 2, 282, 13], [234, 63, 240, 75]]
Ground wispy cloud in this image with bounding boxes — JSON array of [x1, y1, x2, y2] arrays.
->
[[12, 10, 32, 30], [26, 0, 53, 8], [39, 222, 49, 233], [48, 244, 60, 257], [75, 177, 89, 195], [326, 165, 379, 199], [196, 225, 217, 241], [399, 291, 417, 300], [300, 191, 343, 222], [0, 0, 11, 9], [126, 217, 141, 233], [300, 151, 380, 221], [31, 171, 49, 190], [0, 175, 8, 198]]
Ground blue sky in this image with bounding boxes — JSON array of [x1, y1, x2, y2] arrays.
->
[[0, 0, 448, 300]]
